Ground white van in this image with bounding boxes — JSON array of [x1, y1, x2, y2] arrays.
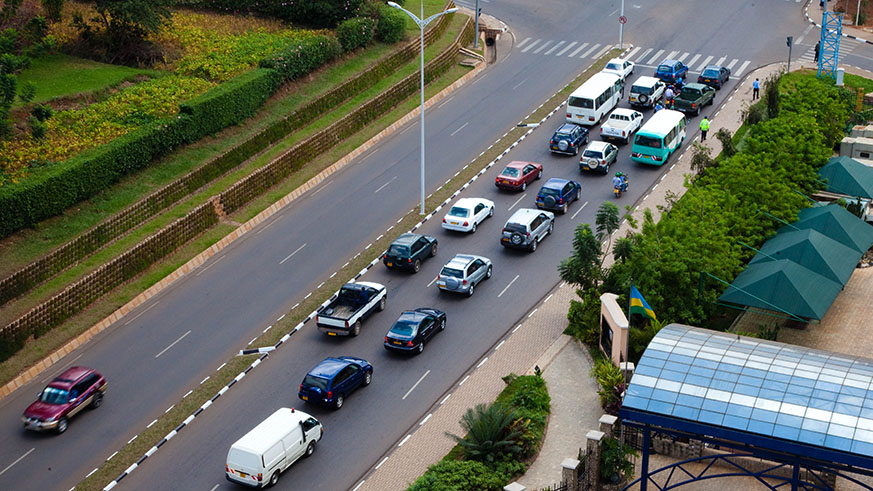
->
[[566, 72, 623, 126], [226, 407, 323, 488]]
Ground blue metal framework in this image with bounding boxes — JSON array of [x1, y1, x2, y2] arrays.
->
[[819, 11, 842, 79]]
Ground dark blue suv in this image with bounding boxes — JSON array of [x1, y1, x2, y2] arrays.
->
[[655, 60, 688, 83], [536, 177, 581, 215], [298, 357, 372, 410], [549, 123, 589, 156]]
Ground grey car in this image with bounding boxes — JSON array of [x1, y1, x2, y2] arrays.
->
[[436, 254, 492, 297]]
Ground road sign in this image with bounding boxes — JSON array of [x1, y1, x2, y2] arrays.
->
[[619, 15, 628, 24]]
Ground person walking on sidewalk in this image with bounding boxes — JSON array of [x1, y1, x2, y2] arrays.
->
[[814, 41, 821, 63], [699, 116, 710, 141], [752, 78, 760, 100]]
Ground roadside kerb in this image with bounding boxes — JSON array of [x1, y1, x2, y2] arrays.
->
[[803, 0, 873, 45]]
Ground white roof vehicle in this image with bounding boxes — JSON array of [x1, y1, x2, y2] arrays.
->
[[600, 108, 644, 144], [441, 197, 495, 233], [602, 58, 635, 81]]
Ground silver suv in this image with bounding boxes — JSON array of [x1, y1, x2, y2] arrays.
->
[[500, 208, 555, 252], [436, 254, 492, 297], [629, 75, 666, 108]]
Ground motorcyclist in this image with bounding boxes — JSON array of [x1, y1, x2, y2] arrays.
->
[[664, 85, 675, 107], [654, 101, 664, 112], [613, 172, 627, 193], [620, 172, 628, 191]]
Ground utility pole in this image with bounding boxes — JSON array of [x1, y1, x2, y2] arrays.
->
[[787, 36, 793, 73]]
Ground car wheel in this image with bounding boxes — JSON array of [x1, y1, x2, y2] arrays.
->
[[488, 206, 494, 217], [439, 318, 446, 331], [467, 284, 475, 297], [91, 392, 103, 409], [56, 417, 67, 434], [413, 259, 421, 273], [351, 320, 362, 337], [430, 243, 438, 257], [305, 441, 316, 458], [269, 471, 280, 487], [601, 165, 609, 175], [521, 182, 527, 191], [363, 371, 372, 386], [486, 266, 492, 279], [378, 296, 386, 311], [530, 239, 537, 252], [334, 394, 344, 410], [471, 222, 477, 233], [547, 221, 554, 235], [417, 342, 425, 354], [695, 106, 700, 116], [561, 202, 568, 214], [536, 170, 543, 180]]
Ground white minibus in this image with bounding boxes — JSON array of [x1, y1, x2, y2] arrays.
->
[[566, 72, 623, 126]]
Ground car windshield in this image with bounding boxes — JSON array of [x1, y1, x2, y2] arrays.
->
[[501, 167, 520, 178], [635, 134, 663, 148], [504, 223, 526, 234], [390, 320, 417, 336], [632, 85, 652, 95], [702, 68, 719, 77], [448, 206, 470, 217], [387, 244, 409, 256], [606, 62, 621, 71], [303, 375, 329, 391], [583, 150, 603, 158], [568, 96, 594, 109], [657, 65, 672, 73], [540, 188, 560, 197], [39, 387, 69, 404], [440, 267, 463, 278]]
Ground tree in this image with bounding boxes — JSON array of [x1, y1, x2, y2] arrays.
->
[[558, 223, 602, 291], [74, 0, 171, 64]]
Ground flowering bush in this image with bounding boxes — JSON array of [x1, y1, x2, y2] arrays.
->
[[259, 34, 341, 82], [336, 17, 375, 52]]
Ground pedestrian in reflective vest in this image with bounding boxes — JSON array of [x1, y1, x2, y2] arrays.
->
[[700, 117, 710, 141]]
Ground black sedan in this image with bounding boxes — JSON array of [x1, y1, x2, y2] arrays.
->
[[697, 65, 730, 90], [549, 123, 589, 156], [382, 233, 438, 273], [384, 308, 446, 354]]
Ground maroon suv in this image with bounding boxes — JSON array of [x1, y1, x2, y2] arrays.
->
[[22, 366, 107, 434]]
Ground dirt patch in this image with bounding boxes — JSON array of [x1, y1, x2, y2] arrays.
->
[[833, 0, 873, 26]]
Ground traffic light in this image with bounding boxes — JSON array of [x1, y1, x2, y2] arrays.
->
[[787, 36, 793, 47]]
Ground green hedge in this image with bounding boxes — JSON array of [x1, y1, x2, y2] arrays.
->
[[259, 35, 342, 82], [179, 68, 282, 138], [377, 5, 407, 43], [337, 17, 376, 52]]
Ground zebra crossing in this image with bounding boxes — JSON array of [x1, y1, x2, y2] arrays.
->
[[516, 37, 754, 77], [795, 37, 864, 65]]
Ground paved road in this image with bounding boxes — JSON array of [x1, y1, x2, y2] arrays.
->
[[2, 0, 867, 490]]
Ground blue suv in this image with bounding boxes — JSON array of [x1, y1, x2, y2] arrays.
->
[[298, 357, 372, 410], [655, 60, 688, 83], [536, 178, 581, 215], [549, 123, 589, 156]]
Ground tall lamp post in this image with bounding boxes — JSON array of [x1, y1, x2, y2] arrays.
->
[[387, 2, 458, 215]]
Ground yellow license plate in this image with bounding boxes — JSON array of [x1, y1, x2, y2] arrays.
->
[[387, 262, 393, 267], [301, 395, 308, 400], [239, 471, 248, 478], [327, 332, 336, 336], [451, 221, 458, 225], [393, 341, 402, 345]]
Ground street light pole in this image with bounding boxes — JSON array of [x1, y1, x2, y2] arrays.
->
[[387, 2, 458, 215], [474, 0, 480, 49]]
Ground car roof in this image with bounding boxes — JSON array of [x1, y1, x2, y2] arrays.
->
[[543, 177, 571, 189], [49, 366, 95, 388], [392, 233, 421, 246], [702, 65, 723, 71], [445, 253, 487, 269], [508, 207, 551, 221], [505, 160, 535, 169], [452, 197, 480, 208], [606, 58, 628, 64], [586, 141, 610, 151], [633, 75, 660, 85], [556, 123, 580, 133], [309, 357, 353, 378], [610, 108, 637, 117], [397, 310, 429, 324]]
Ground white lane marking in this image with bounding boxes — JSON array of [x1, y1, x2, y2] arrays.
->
[[128, 435, 138, 444], [528, 308, 538, 318], [124, 301, 160, 325], [512, 78, 528, 90], [450, 122, 469, 136], [0, 448, 34, 477], [571, 200, 589, 220], [647, 49, 665, 65], [533, 40, 553, 54], [592, 44, 613, 59], [217, 362, 226, 371], [477, 357, 488, 368], [508, 193, 527, 211], [279, 243, 307, 264], [608, 8, 618, 16], [428, 275, 438, 288], [459, 375, 470, 386], [86, 468, 98, 478], [43, 353, 84, 383], [513, 324, 522, 333], [715, 55, 727, 66], [556, 41, 577, 56], [183, 389, 193, 399], [277, 314, 285, 321], [374, 176, 398, 194], [495, 340, 505, 351], [210, 485, 220, 491], [544, 294, 553, 304], [734, 60, 750, 77], [155, 330, 191, 358], [312, 179, 332, 195], [440, 394, 451, 405], [255, 218, 277, 235], [666, 50, 680, 60], [403, 370, 431, 400], [108, 450, 119, 461], [569, 42, 589, 57], [375, 456, 389, 469], [516, 37, 531, 49], [686, 54, 701, 69], [626, 46, 642, 60], [696, 55, 714, 72], [726, 58, 738, 70], [196, 254, 226, 276], [635, 47, 653, 63], [147, 419, 158, 428], [677, 51, 690, 62], [498, 274, 520, 298], [420, 413, 433, 425], [399, 435, 412, 446], [437, 96, 455, 109], [521, 39, 541, 53], [581, 43, 601, 58]]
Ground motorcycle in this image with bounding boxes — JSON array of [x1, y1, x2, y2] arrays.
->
[[613, 176, 629, 198]]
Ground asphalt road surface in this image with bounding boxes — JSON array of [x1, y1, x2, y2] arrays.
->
[[1, 0, 868, 490]]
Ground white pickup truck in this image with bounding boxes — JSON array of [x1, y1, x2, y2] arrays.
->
[[316, 282, 386, 337], [600, 108, 644, 144]]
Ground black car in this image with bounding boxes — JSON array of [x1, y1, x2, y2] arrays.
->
[[535, 177, 581, 215], [549, 123, 589, 156], [383, 233, 438, 273], [298, 357, 372, 410], [384, 308, 446, 354], [697, 65, 731, 89]]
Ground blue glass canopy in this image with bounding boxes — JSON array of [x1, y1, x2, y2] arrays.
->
[[623, 324, 873, 461]]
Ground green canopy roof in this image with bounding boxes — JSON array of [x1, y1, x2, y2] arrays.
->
[[819, 156, 873, 198], [718, 259, 843, 320], [749, 228, 859, 285], [779, 204, 873, 253]]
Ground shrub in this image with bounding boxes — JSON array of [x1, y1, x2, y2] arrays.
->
[[336, 17, 375, 52], [447, 402, 523, 463], [376, 4, 406, 43], [592, 357, 625, 415], [259, 34, 341, 82], [40, 0, 63, 21], [407, 460, 504, 491], [600, 436, 637, 483]]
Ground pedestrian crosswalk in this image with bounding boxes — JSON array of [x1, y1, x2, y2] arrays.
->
[[516, 37, 755, 77], [795, 37, 864, 65]]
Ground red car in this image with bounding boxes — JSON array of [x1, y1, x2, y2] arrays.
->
[[22, 366, 107, 434], [495, 161, 543, 191]]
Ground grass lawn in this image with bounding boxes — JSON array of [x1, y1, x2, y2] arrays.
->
[[15, 53, 165, 106]]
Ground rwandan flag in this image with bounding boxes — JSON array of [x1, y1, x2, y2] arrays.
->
[[629, 285, 657, 321]]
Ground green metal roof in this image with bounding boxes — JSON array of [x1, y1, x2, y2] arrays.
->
[[718, 259, 843, 320], [749, 228, 859, 285], [780, 204, 873, 253], [820, 156, 873, 199]]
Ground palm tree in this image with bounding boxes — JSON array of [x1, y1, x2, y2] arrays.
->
[[446, 403, 523, 463]]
